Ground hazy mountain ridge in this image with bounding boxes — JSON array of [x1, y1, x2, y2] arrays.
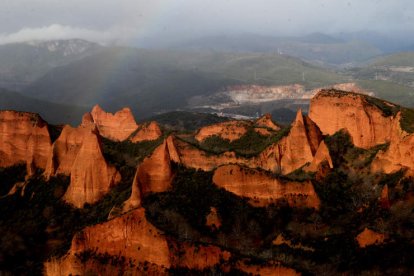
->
[[0, 39, 101, 91]]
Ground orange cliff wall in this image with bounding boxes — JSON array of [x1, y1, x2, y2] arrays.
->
[[45, 124, 121, 208], [130, 121, 162, 143], [309, 89, 397, 149], [255, 110, 323, 174], [195, 120, 250, 142], [44, 208, 171, 276], [371, 113, 414, 174], [87, 105, 138, 141], [213, 164, 320, 208], [0, 111, 51, 174]]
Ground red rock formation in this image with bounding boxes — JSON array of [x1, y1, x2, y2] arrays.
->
[[86, 105, 138, 141], [255, 114, 280, 131], [174, 137, 250, 171], [272, 234, 314, 252], [206, 207, 221, 230], [304, 141, 333, 172], [44, 208, 170, 276], [213, 164, 320, 209], [168, 240, 230, 270], [195, 120, 250, 142], [135, 139, 175, 195], [0, 111, 51, 174], [236, 260, 300, 276], [45, 124, 121, 208], [309, 90, 397, 149], [356, 228, 386, 248], [371, 113, 414, 174], [257, 110, 322, 174], [130, 121, 162, 143], [379, 184, 391, 209]]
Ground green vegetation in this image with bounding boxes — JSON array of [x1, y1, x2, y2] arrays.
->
[[101, 136, 164, 167], [143, 111, 230, 131], [195, 126, 291, 157], [0, 163, 135, 275]]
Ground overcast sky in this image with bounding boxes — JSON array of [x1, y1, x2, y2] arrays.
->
[[0, 0, 412, 45]]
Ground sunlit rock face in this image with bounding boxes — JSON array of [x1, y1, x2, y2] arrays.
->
[[130, 121, 162, 143], [356, 228, 386, 248], [255, 113, 281, 131], [195, 120, 250, 142], [85, 104, 138, 141], [371, 113, 414, 175], [44, 208, 171, 276], [0, 111, 51, 175], [309, 89, 397, 149], [45, 124, 121, 208], [255, 110, 323, 174], [213, 164, 320, 209]]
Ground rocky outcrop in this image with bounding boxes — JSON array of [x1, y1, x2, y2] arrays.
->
[[309, 89, 397, 149], [213, 164, 320, 209], [134, 139, 175, 195], [356, 228, 386, 248], [255, 114, 280, 131], [44, 208, 170, 276], [45, 124, 121, 208], [256, 110, 322, 174], [304, 141, 333, 172], [130, 121, 162, 143], [168, 240, 230, 270], [85, 105, 138, 141], [0, 111, 51, 174], [371, 114, 414, 174], [206, 207, 221, 230], [195, 120, 250, 142]]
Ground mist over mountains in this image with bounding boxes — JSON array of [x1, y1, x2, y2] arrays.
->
[[0, 32, 413, 125]]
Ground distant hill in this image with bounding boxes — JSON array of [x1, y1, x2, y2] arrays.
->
[[177, 33, 382, 66], [0, 39, 101, 91], [22, 48, 347, 119], [0, 88, 89, 125]]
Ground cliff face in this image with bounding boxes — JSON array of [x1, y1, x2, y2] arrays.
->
[[44, 208, 170, 276], [371, 114, 414, 174], [86, 105, 138, 141], [213, 164, 320, 209], [130, 121, 162, 143], [309, 89, 397, 149], [135, 139, 175, 195], [256, 110, 323, 174], [45, 124, 121, 208], [195, 120, 250, 142], [0, 111, 51, 174], [255, 114, 280, 131]]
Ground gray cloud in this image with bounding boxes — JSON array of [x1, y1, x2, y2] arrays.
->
[[0, 0, 412, 45]]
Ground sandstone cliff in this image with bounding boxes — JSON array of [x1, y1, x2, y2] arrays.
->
[[85, 105, 138, 141], [309, 89, 397, 149], [134, 139, 175, 195], [195, 120, 250, 142], [44, 208, 170, 276], [213, 164, 320, 209], [256, 110, 322, 174], [371, 113, 414, 174], [0, 111, 51, 174], [45, 124, 121, 208], [130, 121, 162, 143], [255, 113, 280, 131]]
